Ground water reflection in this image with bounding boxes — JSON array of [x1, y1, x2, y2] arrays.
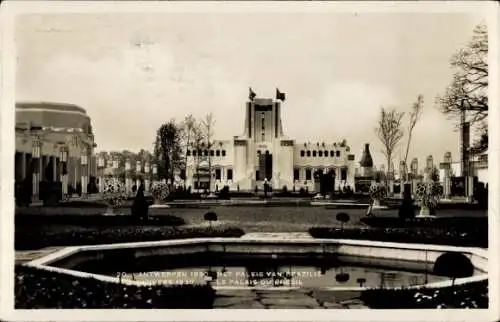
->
[[127, 264, 448, 289]]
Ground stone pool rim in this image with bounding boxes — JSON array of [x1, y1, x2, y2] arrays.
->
[[24, 237, 488, 292]]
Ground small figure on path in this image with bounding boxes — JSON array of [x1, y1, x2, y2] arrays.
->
[[366, 198, 374, 217]]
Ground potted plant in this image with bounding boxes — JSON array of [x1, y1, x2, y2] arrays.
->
[[102, 177, 126, 216], [150, 181, 170, 208], [369, 182, 388, 209], [415, 182, 442, 217]]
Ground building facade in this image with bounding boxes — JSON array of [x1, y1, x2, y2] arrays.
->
[[15, 102, 97, 199], [184, 97, 357, 192]]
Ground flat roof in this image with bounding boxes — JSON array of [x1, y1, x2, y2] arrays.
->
[[16, 101, 87, 114]]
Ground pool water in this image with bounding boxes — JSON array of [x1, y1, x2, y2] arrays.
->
[[122, 265, 447, 288]]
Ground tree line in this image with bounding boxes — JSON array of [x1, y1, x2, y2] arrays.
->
[[153, 113, 216, 191], [96, 113, 216, 192], [376, 23, 488, 182]]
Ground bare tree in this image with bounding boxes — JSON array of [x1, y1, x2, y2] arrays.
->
[[201, 113, 216, 193], [437, 23, 488, 134], [180, 115, 197, 188], [375, 108, 405, 183], [402, 95, 424, 181], [192, 126, 205, 191]]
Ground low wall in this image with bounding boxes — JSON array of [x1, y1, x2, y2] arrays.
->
[[26, 238, 488, 290]]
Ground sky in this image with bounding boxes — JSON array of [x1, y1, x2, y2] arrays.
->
[[15, 11, 485, 167]]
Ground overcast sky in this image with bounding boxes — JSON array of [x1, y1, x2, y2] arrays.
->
[[15, 11, 485, 167]]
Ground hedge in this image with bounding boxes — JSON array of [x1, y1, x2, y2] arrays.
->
[[15, 214, 186, 227], [360, 216, 488, 229], [15, 265, 215, 309], [309, 227, 487, 248], [15, 226, 246, 250], [360, 280, 488, 309]]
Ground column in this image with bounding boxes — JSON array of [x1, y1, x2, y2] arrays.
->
[[81, 147, 89, 198], [136, 160, 142, 189], [52, 156, 57, 181], [21, 152, 26, 180], [60, 146, 68, 197], [32, 140, 42, 201], [144, 161, 150, 192], [125, 160, 132, 194], [152, 164, 157, 184]]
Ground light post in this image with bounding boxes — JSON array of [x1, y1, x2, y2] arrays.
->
[[97, 155, 105, 194], [81, 146, 89, 198], [125, 159, 131, 194], [144, 161, 150, 193], [136, 160, 142, 190]]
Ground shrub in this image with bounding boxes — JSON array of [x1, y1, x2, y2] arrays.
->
[[415, 182, 443, 211], [102, 177, 127, 209], [203, 212, 218, 227], [15, 265, 216, 309], [335, 212, 350, 230], [150, 182, 170, 202], [218, 186, 230, 200], [369, 183, 388, 201]]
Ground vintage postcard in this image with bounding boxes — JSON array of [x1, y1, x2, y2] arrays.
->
[[0, 1, 498, 321]]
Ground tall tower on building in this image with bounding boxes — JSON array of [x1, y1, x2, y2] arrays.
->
[[359, 143, 374, 177], [233, 90, 292, 189]]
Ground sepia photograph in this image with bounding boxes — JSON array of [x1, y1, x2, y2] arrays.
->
[[0, 1, 498, 321]]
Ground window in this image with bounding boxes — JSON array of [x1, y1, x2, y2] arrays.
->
[[306, 151, 311, 157], [222, 150, 226, 157], [313, 151, 317, 157], [305, 169, 312, 180], [204, 150, 208, 156], [257, 150, 262, 155], [216, 150, 220, 157], [192, 150, 197, 156], [324, 150, 328, 157], [336, 151, 340, 157], [300, 150, 305, 157], [330, 150, 334, 157], [210, 150, 214, 157], [227, 169, 233, 180], [187, 150, 191, 156], [293, 169, 300, 181], [215, 168, 221, 180], [318, 151, 323, 157], [198, 149, 202, 156]]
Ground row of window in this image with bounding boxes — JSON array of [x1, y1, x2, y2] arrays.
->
[[214, 168, 233, 180], [293, 168, 348, 181], [300, 150, 341, 158], [187, 150, 226, 157]]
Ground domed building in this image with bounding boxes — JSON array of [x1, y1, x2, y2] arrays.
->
[[15, 102, 98, 200]]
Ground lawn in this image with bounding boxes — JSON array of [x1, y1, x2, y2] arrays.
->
[[16, 205, 487, 233], [151, 206, 486, 232]]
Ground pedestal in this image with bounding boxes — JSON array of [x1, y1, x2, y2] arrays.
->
[[416, 205, 436, 218], [81, 175, 88, 198]]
